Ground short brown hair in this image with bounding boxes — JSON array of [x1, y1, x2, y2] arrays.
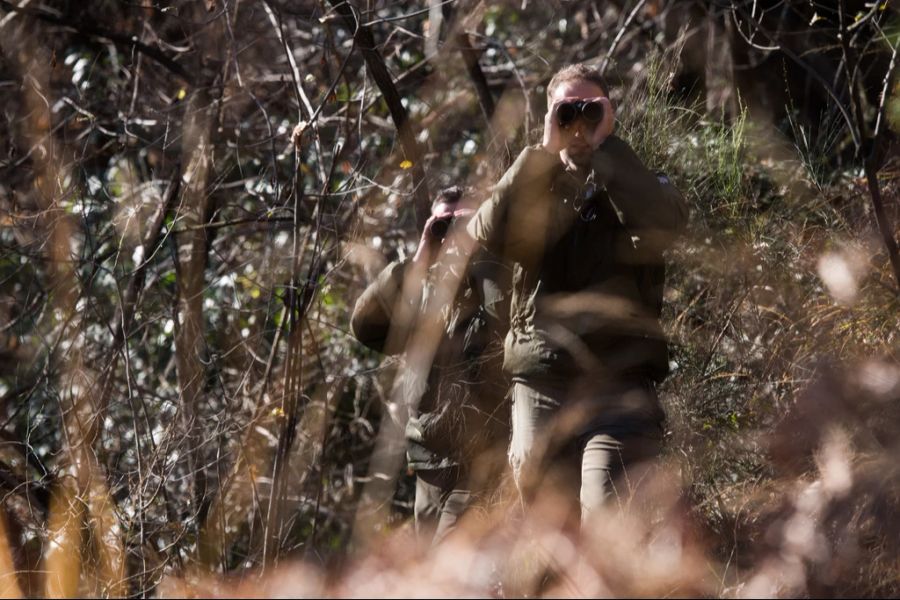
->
[[431, 186, 463, 210], [547, 64, 610, 101]]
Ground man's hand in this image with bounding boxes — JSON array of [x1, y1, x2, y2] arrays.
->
[[542, 98, 566, 154], [587, 97, 615, 148], [412, 207, 475, 265], [412, 214, 441, 266]]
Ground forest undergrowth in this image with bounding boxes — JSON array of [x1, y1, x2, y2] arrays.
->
[[1, 1, 898, 597]]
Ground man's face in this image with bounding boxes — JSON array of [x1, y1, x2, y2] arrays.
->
[[549, 78, 607, 167]]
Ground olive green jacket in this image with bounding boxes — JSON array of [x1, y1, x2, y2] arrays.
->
[[350, 243, 510, 472], [467, 136, 688, 386]]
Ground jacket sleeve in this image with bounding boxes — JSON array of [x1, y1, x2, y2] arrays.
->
[[592, 135, 689, 253], [467, 145, 562, 260], [349, 259, 417, 354]]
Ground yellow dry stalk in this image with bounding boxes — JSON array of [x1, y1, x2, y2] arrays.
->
[[0, 509, 23, 599], [86, 479, 126, 598], [43, 481, 83, 598]]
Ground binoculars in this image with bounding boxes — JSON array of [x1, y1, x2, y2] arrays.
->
[[556, 99, 604, 127], [429, 217, 453, 241]]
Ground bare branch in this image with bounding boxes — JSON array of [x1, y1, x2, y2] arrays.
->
[[455, 31, 496, 127], [0, 0, 191, 81], [326, 0, 432, 228]]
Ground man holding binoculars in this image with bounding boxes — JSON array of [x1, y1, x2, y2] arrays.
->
[[350, 187, 510, 544], [467, 63, 689, 523]]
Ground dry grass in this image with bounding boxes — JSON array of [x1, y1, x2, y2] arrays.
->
[[151, 352, 900, 598], [1, 3, 899, 598]]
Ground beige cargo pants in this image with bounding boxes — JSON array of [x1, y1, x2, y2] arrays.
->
[[508, 378, 664, 522]]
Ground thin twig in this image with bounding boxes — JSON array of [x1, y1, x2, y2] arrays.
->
[[600, 0, 649, 76], [0, 0, 191, 81], [731, 2, 861, 149], [837, 0, 900, 291], [326, 0, 432, 228], [456, 31, 496, 127]]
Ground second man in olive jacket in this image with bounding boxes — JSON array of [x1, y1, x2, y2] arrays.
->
[[351, 187, 511, 544]]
